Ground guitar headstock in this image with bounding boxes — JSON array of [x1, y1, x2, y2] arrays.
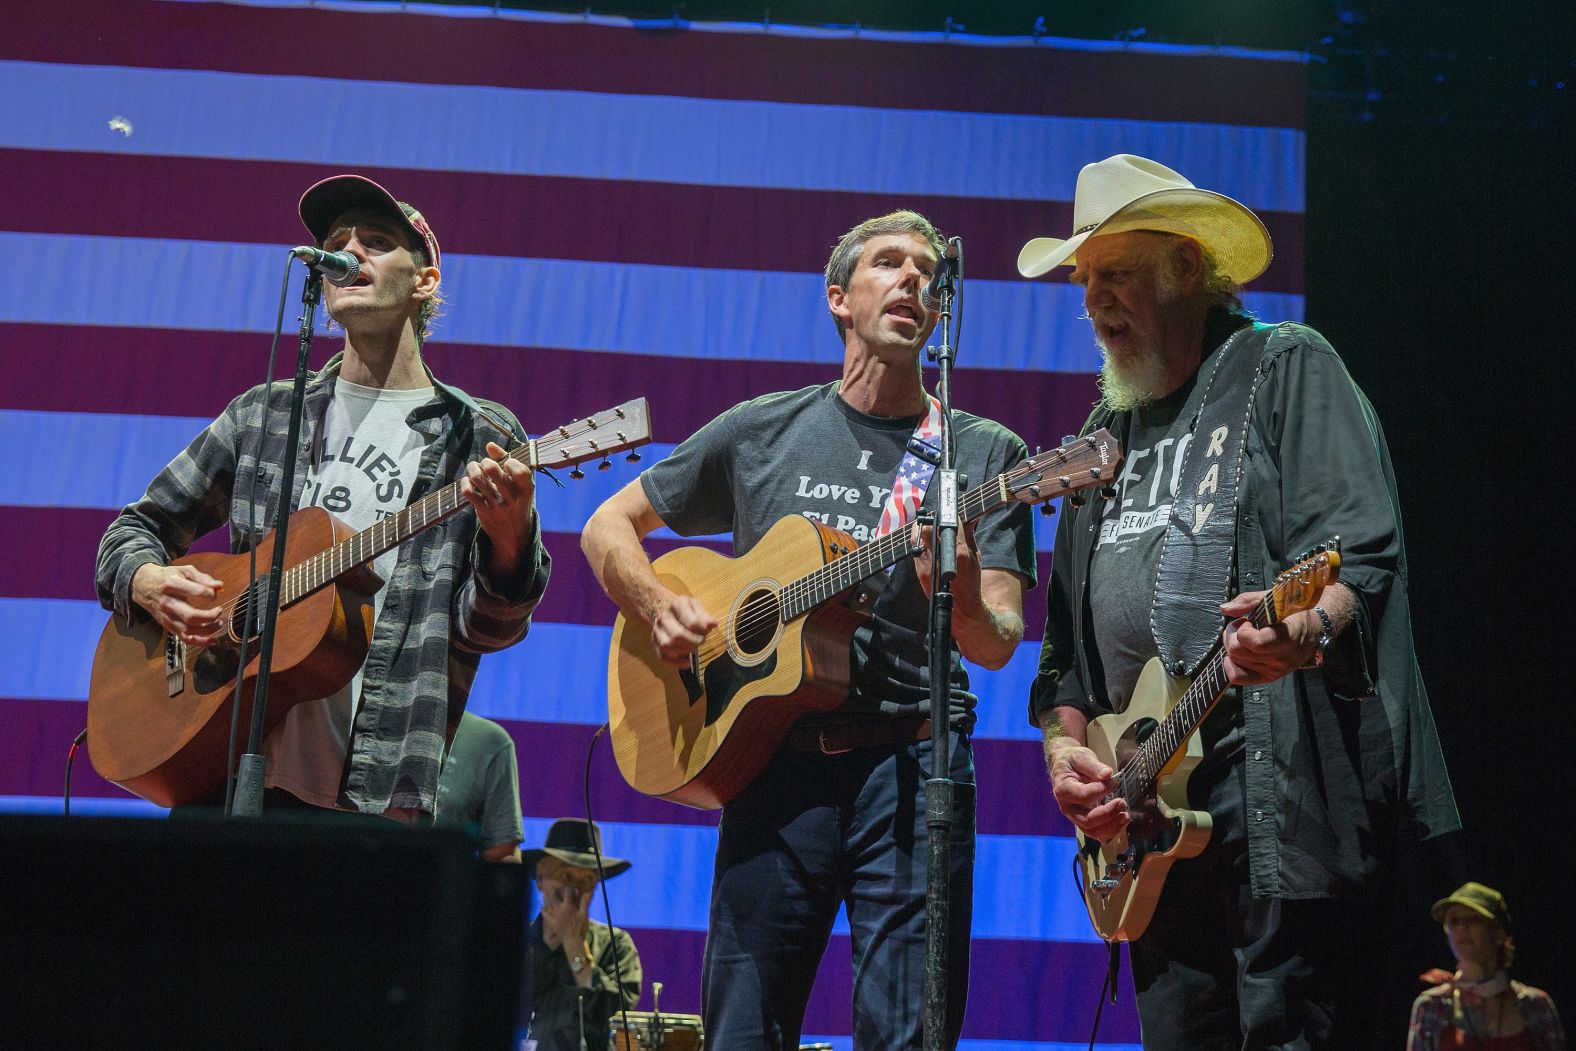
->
[[530, 398, 652, 477], [1001, 428, 1123, 508], [1266, 537, 1343, 624]]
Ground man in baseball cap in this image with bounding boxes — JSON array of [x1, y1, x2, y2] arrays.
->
[[96, 173, 551, 820], [1027, 154, 1458, 1048]]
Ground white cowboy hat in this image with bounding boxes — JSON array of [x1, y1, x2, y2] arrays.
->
[[1017, 154, 1273, 285]]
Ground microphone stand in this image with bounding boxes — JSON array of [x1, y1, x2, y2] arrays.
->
[[922, 243, 961, 1051], [231, 268, 322, 817]]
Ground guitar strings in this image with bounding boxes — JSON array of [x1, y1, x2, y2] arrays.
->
[[180, 429, 610, 649], [1107, 554, 1333, 802], [681, 479, 1032, 674]]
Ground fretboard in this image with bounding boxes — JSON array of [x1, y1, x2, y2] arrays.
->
[[778, 473, 1009, 621], [277, 439, 533, 607], [1114, 595, 1273, 807]]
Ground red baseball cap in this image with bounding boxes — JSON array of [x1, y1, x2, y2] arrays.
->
[[298, 174, 441, 269]]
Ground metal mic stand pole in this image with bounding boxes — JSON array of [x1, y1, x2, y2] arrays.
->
[[922, 256, 960, 1051], [231, 269, 322, 817]]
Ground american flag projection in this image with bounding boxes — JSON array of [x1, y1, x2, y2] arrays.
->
[[0, 2, 1306, 1046]]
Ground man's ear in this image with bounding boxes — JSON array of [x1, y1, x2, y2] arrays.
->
[[412, 263, 441, 302], [827, 283, 850, 327]]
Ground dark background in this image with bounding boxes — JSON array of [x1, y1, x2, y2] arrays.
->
[[411, 0, 1576, 1042]]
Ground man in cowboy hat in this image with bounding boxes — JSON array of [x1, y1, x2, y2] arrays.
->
[[1025, 154, 1458, 1047], [522, 818, 642, 1051], [96, 174, 549, 820]]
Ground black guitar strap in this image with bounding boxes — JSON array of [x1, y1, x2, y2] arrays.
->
[[1149, 324, 1272, 678]]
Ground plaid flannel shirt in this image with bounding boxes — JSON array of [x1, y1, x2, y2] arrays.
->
[[1407, 981, 1567, 1050], [95, 354, 550, 815]]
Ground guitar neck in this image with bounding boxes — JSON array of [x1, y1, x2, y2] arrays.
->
[[777, 473, 1016, 621], [1115, 596, 1275, 807], [279, 438, 537, 606], [1110, 538, 1339, 808]]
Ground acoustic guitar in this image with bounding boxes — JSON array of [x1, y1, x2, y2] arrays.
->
[[87, 399, 651, 807], [607, 430, 1122, 809], [1074, 538, 1342, 941]]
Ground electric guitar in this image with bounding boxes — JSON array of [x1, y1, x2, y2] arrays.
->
[[607, 430, 1122, 809], [87, 399, 652, 807], [1074, 539, 1342, 941]]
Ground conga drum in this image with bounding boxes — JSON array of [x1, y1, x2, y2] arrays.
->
[[610, 1010, 703, 1050]]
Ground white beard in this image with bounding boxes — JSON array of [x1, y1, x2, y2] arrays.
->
[[1093, 261, 1187, 412], [1096, 345, 1172, 412]]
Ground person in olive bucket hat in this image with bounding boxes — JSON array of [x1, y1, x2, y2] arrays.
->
[[1406, 881, 1566, 1049]]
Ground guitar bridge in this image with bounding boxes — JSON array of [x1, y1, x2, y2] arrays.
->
[[164, 633, 186, 697], [1089, 847, 1137, 897]]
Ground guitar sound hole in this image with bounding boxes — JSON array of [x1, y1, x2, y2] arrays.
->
[[734, 588, 782, 657], [226, 578, 272, 645]]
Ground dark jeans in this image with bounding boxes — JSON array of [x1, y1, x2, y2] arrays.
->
[[701, 734, 975, 1051], [1130, 758, 1380, 1050]]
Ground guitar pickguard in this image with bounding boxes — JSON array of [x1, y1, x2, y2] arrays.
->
[[190, 642, 242, 697], [699, 648, 778, 727]]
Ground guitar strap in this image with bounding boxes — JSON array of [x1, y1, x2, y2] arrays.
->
[[871, 394, 945, 538], [1149, 325, 1272, 678]]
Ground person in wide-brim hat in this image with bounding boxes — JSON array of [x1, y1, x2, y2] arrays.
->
[[521, 817, 631, 878], [523, 818, 642, 1051], [1017, 153, 1273, 286]]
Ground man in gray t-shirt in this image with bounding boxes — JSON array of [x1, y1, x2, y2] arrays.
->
[[583, 211, 1037, 1050]]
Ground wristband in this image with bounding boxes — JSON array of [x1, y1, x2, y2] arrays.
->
[[1300, 605, 1333, 669]]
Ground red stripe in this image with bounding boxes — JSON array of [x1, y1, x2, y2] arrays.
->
[[5, 701, 1069, 834], [9, 0, 1304, 129], [0, 149, 1307, 292], [0, 323, 1108, 469]]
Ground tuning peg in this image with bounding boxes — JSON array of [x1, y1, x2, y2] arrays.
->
[[569, 466, 585, 480], [625, 451, 642, 463], [1039, 503, 1056, 517], [1068, 493, 1088, 508], [1061, 434, 1076, 445], [1099, 485, 1118, 499], [598, 457, 612, 472]]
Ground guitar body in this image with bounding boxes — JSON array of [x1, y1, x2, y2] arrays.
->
[[1075, 656, 1214, 941], [86, 506, 381, 807], [608, 514, 866, 809]]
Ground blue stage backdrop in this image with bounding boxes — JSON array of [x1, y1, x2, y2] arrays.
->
[[0, 2, 1306, 1047]]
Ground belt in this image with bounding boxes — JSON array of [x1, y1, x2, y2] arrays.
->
[[785, 716, 932, 756]]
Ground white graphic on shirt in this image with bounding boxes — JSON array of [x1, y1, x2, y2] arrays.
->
[[1097, 434, 1190, 548], [302, 434, 409, 520], [787, 449, 894, 542], [1096, 422, 1236, 547]]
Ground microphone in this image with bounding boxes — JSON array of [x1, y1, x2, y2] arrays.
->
[[920, 236, 961, 311], [290, 246, 360, 287]]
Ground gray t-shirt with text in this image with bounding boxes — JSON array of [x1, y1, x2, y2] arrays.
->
[[640, 382, 1038, 730]]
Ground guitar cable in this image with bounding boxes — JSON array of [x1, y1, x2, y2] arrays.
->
[[1084, 939, 1122, 1051], [581, 722, 634, 1040], [63, 728, 88, 817], [224, 254, 295, 815]]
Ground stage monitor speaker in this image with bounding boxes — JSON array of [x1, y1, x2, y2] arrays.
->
[[0, 812, 525, 1051]]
